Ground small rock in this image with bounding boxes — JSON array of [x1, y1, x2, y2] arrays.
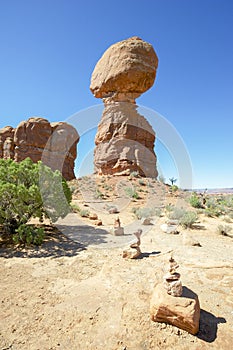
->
[[167, 219, 179, 225], [160, 224, 179, 234], [89, 213, 98, 220], [111, 227, 124, 236], [108, 206, 119, 214], [94, 220, 102, 226], [141, 217, 153, 225], [122, 246, 141, 259]]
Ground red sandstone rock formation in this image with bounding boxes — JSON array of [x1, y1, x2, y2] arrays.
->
[[0, 117, 79, 180], [0, 126, 15, 159], [90, 36, 158, 177]]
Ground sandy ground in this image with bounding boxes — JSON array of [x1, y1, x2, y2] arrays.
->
[[1, 178, 233, 350]]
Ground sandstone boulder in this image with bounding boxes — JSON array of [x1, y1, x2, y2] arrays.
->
[[43, 122, 79, 181], [90, 36, 158, 101], [0, 126, 15, 159], [0, 126, 15, 142], [0, 117, 79, 180], [150, 283, 200, 335], [14, 117, 52, 163]]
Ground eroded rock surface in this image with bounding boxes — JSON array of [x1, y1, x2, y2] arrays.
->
[[0, 117, 79, 180], [90, 37, 158, 177], [150, 283, 200, 335], [90, 36, 158, 101]]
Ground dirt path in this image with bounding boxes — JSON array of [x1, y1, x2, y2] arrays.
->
[[1, 218, 233, 350]]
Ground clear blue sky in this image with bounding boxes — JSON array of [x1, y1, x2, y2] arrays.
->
[[0, 0, 233, 189]]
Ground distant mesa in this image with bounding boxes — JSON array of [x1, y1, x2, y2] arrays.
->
[[0, 117, 79, 181], [90, 36, 159, 177]]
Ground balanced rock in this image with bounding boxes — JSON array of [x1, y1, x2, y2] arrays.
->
[[90, 37, 158, 177], [150, 283, 200, 335]]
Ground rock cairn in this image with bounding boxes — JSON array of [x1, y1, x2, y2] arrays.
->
[[150, 255, 200, 335], [0, 117, 79, 180], [111, 216, 124, 236], [122, 229, 142, 259], [90, 37, 159, 177], [163, 256, 182, 297]]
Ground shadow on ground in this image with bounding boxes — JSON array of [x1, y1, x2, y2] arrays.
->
[[0, 223, 109, 258], [197, 309, 226, 342], [56, 223, 110, 247], [139, 251, 161, 259]]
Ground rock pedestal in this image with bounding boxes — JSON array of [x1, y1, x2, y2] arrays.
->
[[90, 37, 159, 177], [150, 283, 200, 335]]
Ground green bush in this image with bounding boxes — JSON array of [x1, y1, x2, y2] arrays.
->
[[129, 171, 139, 179], [13, 224, 45, 246], [138, 179, 146, 186], [132, 207, 153, 219], [180, 211, 198, 228], [165, 204, 175, 213], [95, 189, 104, 199], [124, 187, 139, 199], [80, 209, 89, 217], [189, 193, 203, 208], [0, 158, 71, 244], [171, 185, 179, 192], [168, 207, 186, 220], [70, 203, 80, 213]]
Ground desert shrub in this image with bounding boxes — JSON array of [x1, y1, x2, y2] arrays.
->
[[225, 195, 233, 208], [189, 193, 203, 208], [138, 179, 146, 186], [129, 171, 139, 179], [124, 187, 139, 199], [95, 189, 104, 199], [204, 196, 226, 217], [132, 207, 162, 219], [216, 224, 232, 236], [165, 204, 175, 213], [180, 211, 198, 228], [13, 224, 45, 245], [0, 158, 71, 244], [70, 203, 80, 213], [168, 207, 186, 220], [80, 209, 89, 217], [171, 185, 179, 192], [103, 184, 113, 191], [133, 207, 153, 219], [204, 207, 222, 217]]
